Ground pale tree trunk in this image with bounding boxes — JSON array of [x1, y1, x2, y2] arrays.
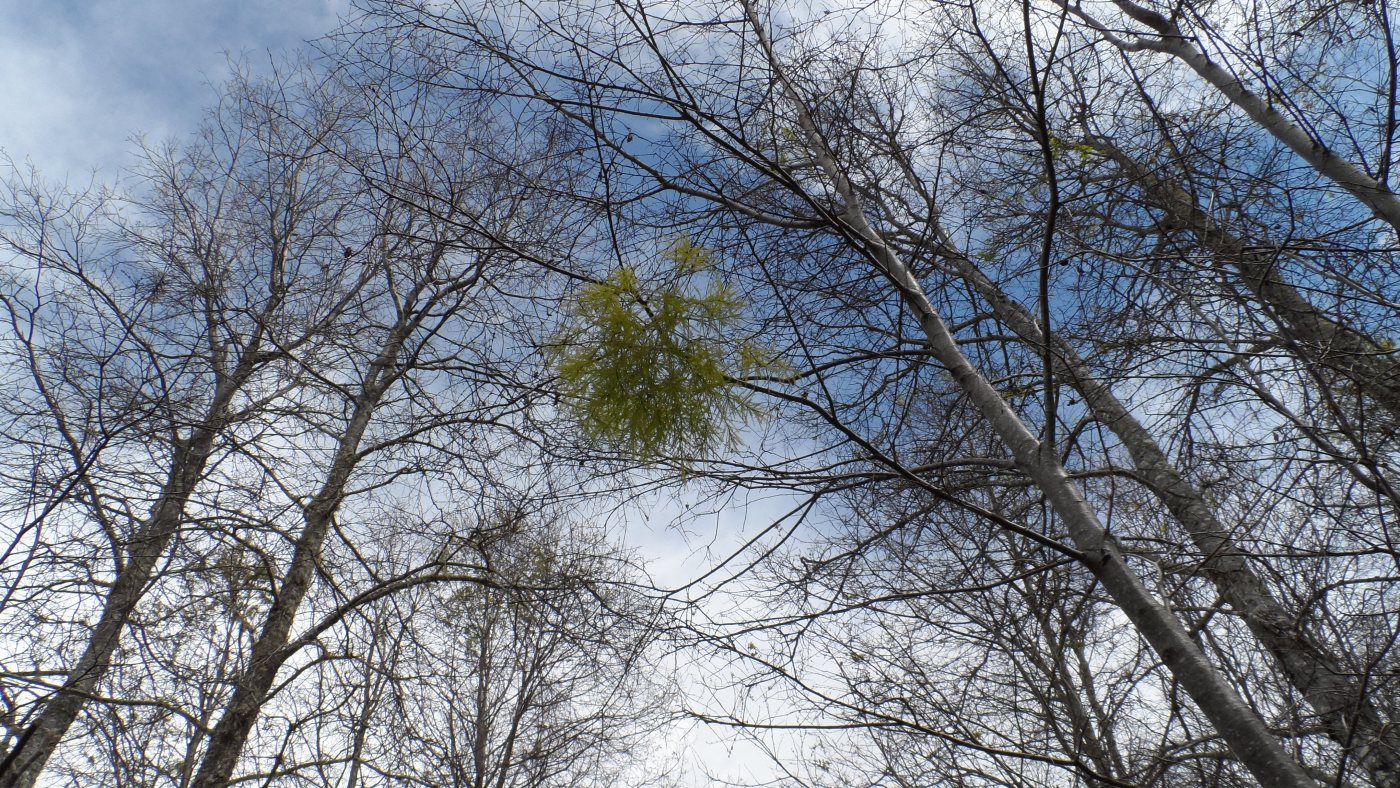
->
[[850, 191, 1316, 787], [745, 5, 1316, 783], [188, 250, 473, 786], [858, 74, 1400, 785], [472, 613, 494, 788], [0, 353, 259, 788], [1065, 0, 1400, 235], [0, 100, 369, 786], [0, 262, 364, 788], [1095, 139, 1400, 424], [930, 230, 1400, 784], [188, 334, 403, 788], [882, 165, 1400, 778]]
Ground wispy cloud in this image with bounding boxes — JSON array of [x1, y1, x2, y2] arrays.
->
[[0, 0, 345, 180]]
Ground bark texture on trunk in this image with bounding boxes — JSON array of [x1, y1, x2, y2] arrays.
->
[[1093, 0, 1400, 235], [745, 8, 1319, 777], [935, 234, 1400, 785], [0, 366, 251, 788], [190, 332, 404, 788], [856, 205, 1317, 787], [188, 496, 342, 788]]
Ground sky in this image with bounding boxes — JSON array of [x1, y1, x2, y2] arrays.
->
[[0, 0, 346, 181]]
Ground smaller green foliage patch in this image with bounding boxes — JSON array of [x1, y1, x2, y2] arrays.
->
[[554, 239, 766, 458]]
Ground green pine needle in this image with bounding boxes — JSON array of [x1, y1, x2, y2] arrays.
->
[[553, 241, 768, 458]]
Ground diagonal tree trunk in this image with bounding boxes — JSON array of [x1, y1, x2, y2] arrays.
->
[[922, 227, 1400, 785], [188, 245, 479, 786], [746, 6, 1318, 783], [0, 349, 261, 788], [1093, 139, 1400, 424], [747, 62, 1396, 778], [819, 89, 1400, 785], [0, 78, 373, 786], [189, 326, 406, 788], [1063, 0, 1400, 236], [836, 176, 1318, 788]]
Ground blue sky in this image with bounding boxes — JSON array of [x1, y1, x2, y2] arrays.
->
[[0, 0, 346, 180]]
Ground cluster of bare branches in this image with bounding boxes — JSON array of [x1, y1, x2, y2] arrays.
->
[[0, 53, 667, 788], [5, 0, 1400, 785], [332, 0, 1400, 785]]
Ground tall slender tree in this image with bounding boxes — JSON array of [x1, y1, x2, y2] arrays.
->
[[0, 66, 375, 788]]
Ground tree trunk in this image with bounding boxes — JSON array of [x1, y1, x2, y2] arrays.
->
[[1076, 0, 1400, 235], [1096, 140, 1400, 424], [188, 495, 343, 788], [0, 373, 248, 788], [952, 240, 1400, 783], [749, 13, 1318, 777], [852, 200, 1317, 787], [189, 332, 403, 788]]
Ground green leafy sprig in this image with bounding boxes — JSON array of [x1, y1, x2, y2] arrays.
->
[[553, 239, 770, 458]]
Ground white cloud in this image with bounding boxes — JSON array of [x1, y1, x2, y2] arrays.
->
[[0, 0, 346, 180]]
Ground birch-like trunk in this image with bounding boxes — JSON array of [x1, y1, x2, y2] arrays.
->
[[188, 336, 402, 788], [1096, 140, 1400, 425], [1074, 0, 1400, 236], [851, 196, 1316, 787], [745, 6, 1316, 781], [928, 228, 1400, 784]]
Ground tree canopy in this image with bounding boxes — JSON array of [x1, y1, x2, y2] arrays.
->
[[3, 0, 1400, 785]]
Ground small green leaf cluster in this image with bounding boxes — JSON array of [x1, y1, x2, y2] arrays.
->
[[1048, 134, 1105, 161], [553, 239, 765, 458]]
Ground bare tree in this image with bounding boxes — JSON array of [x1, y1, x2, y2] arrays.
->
[[351, 515, 664, 788], [9, 0, 1400, 784], [0, 51, 663, 787], [0, 64, 374, 787], [172, 51, 658, 786]]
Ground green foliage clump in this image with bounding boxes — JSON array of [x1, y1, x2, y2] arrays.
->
[[554, 239, 766, 458]]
